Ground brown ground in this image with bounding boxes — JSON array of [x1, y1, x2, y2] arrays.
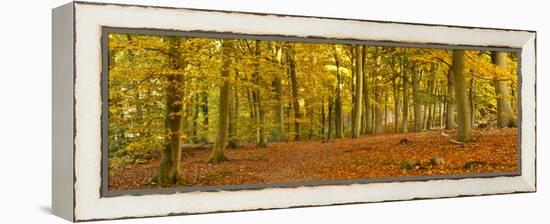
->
[[109, 128, 519, 190]]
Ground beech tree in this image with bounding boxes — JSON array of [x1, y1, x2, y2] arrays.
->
[[453, 50, 473, 142], [154, 37, 186, 185], [352, 45, 363, 138], [208, 39, 234, 163], [492, 51, 517, 128]]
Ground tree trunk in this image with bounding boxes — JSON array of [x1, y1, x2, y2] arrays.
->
[[446, 67, 455, 130], [430, 78, 437, 129], [321, 100, 326, 137], [155, 37, 185, 185], [183, 93, 193, 143], [437, 87, 445, 128], [361, 48, 369, 134], [384, 92, 389, 127], [350, 48, 357, 136], [374, 86, 384, 134], [201, 92, 209, 129], [453, 50, 473, 142], [254, 41, 268, 147], [393, 77, 400, 132], [274, 45, 286, 141], [412, 65, 422, 132], [427, 65, 436, 129], [401, 67, 409, 133], [372, 54, 384, 134], [469, 77, 476, 128], [366, 75, 373, 134], [208, 40, 233, 163], [192, 94, 199, 142], [228, 73, 240, 149], [352, 46, 363, 138], [491, 51, 517, 128], [333, 49, 344, 138], [288, 45, 301, 141], [327, 97, 333, 141], [306, 100, 314, 140]]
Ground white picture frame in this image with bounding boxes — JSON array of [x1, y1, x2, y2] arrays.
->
[[52, 1, 536, 221]]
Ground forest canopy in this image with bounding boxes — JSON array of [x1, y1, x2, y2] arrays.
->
[[107, 33, 519, 188]]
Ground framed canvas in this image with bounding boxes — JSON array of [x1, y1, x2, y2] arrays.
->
[[52, 1, 536, 222]]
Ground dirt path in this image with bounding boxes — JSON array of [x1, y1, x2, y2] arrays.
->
[[109, 128, 519, 190]]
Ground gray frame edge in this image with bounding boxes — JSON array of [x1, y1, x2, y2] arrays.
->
[[52, 2, 75, 222]]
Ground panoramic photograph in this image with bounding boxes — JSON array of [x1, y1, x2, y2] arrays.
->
[[106, 33, 519, 190]]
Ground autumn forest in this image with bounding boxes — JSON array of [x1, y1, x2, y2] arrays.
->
[[107, 33, 519, 190]]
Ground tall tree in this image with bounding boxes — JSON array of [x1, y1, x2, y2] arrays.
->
[[453, 50, 473, 142], [362, 46, 371, 134], [288, 45, 302, 140], [333, 48, 344, 138], [401, 63, 409, 133], [208, 39, 234, 163], [469, 76, 476, 128], [446, 66, 455, 130], [273, 45, 287, 141], [327, 96, 334, 140], [352, 45, 363, 138], [228, 71, 240, 148], [373, 53, 384, 134], [392, 75, 400, 132], [254, 40, 268, 147], [412, 64, 422, 132], [491, 51, 517, 128], [154, 37, 186, 185]]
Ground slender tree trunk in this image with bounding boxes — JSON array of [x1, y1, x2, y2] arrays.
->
[[361, 48, 369, 134], [372, 54, 384, 134], [321, 100, 326, 137], [254, 41, 267, 147], [374, 85, 384, 134], [446, 67, 455, 130], [252, 87, 260, 142], [192, 94, 199, 142], [286, 102, 291, 141], [412, 65, 422, 132], [327, 97, 333, 141], [366, 75, 373, 134], [288, 45, 301, 141], [201, 92, 209, 129], [393, 77, 400, 132], [228, 72, 240, 148], [155, 37, 185, 185], [333, 49, 344, 138], [351, 48, 357, 136], [453, 50, 473, 142], [306, 100, 314, 140], [228, 86, 236, 146], [427, 65, 435, 129], [437, 87, 445, 128], [469, 77, 476, 128], [402, 66, 409, 133], [430, 77, 437, 129], [384, 91, 389, 127], [246, 83, 256, 143], [274, 46, 286, 141], [208, 40, 234, 163], [183, 93, 193, 143], [352, 46, 363, 138], [491, 51, 517, 128]]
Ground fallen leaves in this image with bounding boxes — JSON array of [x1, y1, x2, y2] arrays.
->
[[109, 128, 518, 190]]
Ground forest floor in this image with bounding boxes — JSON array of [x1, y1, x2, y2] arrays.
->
[[108, 128, 519, 190]]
